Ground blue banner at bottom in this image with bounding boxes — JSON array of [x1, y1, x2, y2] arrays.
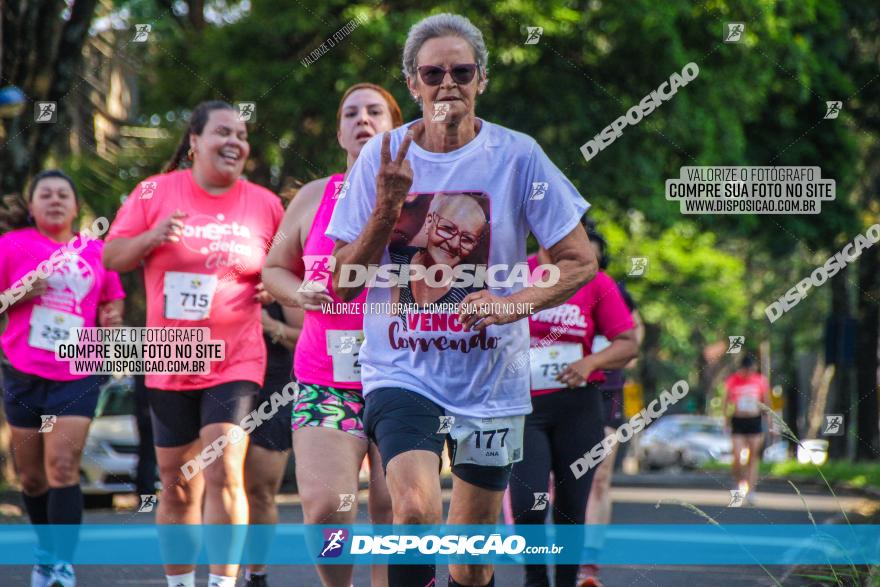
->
[[1, 524, 877, 565]]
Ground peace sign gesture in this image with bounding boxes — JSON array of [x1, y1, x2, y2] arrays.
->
[[376, 132, 414, 213]]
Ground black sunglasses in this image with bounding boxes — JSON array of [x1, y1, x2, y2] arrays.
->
[[417, 64, 478, 86]]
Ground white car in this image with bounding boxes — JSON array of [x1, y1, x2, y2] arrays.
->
[[637, 415, 732, 470], [80, 377, 142, 507]]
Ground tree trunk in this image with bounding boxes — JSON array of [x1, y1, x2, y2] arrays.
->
[[855, 228, 880, 460], [779, 323, 799, 453], [0, 0, 99, 193], [639, 321, 661, 402], [827, 266, 853, 459]]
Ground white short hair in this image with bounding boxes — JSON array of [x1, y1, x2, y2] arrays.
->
[[401, 13, 489, 82]]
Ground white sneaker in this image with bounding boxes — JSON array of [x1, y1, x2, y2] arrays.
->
[[47, 563, 75, 587], [30, 563, 53, 587]]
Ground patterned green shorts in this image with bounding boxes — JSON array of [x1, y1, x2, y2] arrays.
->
[[291, 381, 367, 440]]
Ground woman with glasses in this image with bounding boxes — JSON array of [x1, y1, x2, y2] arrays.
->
[[326, 13, 596, 587]]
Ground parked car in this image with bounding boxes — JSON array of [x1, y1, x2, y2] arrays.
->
[[762, 440, 790, 463], [80, 376, 141, 507], [636, 415, 732, 470], [797, 439, 829, 465]]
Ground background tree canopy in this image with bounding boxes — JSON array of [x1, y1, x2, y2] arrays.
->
[[1, 0, 878, 460]]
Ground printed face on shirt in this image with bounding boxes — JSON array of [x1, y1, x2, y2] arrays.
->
[[190, 108, 250, 185], [425, 196, 487, 268], [29, 177, 78, 232], [388, 191, 490, 309], [337, 88, 396, 159]]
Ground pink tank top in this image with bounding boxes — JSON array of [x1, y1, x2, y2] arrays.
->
[[293, 174, 367, 389]]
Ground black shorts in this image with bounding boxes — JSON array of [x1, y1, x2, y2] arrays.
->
[[249, 375, 294, 452], [364, 387, 520, 492], [149, 380, 259, 448], [601, 387, 625, 429], [731, 415, 763, 435], [1, 362, 105, 428]]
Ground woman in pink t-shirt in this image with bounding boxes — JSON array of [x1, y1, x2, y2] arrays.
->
[[103, 101, 283, 587], [724, 354, 770, 504], [262, 83, 401, 587], [0, 169, 125, 587], [507, 221, 639, 587]]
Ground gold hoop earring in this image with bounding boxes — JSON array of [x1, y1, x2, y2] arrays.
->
[[187, 148, 194, 161]]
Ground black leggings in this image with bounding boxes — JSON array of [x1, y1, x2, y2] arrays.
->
[[509, 385, 605, 587]]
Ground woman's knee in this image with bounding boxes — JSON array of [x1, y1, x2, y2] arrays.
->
[[591, 467, 611, 496], [245, 480, 277, 511], [45, 452, 80, 485], [160, 476, 202, 509], [202, 453, 246, 490], [19, 470, 49, 495], [392, 486, 440, 524], [300, 490, 353, 524]]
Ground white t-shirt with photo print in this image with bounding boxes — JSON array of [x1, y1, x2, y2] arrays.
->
[[326, 119, 589, 417]]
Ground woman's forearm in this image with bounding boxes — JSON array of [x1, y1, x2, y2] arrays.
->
[[262, 266, 305, 308], [332, 205, 400, 301], [103, 232, 158, 273], [587, 334, 639, 372]]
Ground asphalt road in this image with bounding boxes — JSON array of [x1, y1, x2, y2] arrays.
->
[[1, 472, 875, 586]]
